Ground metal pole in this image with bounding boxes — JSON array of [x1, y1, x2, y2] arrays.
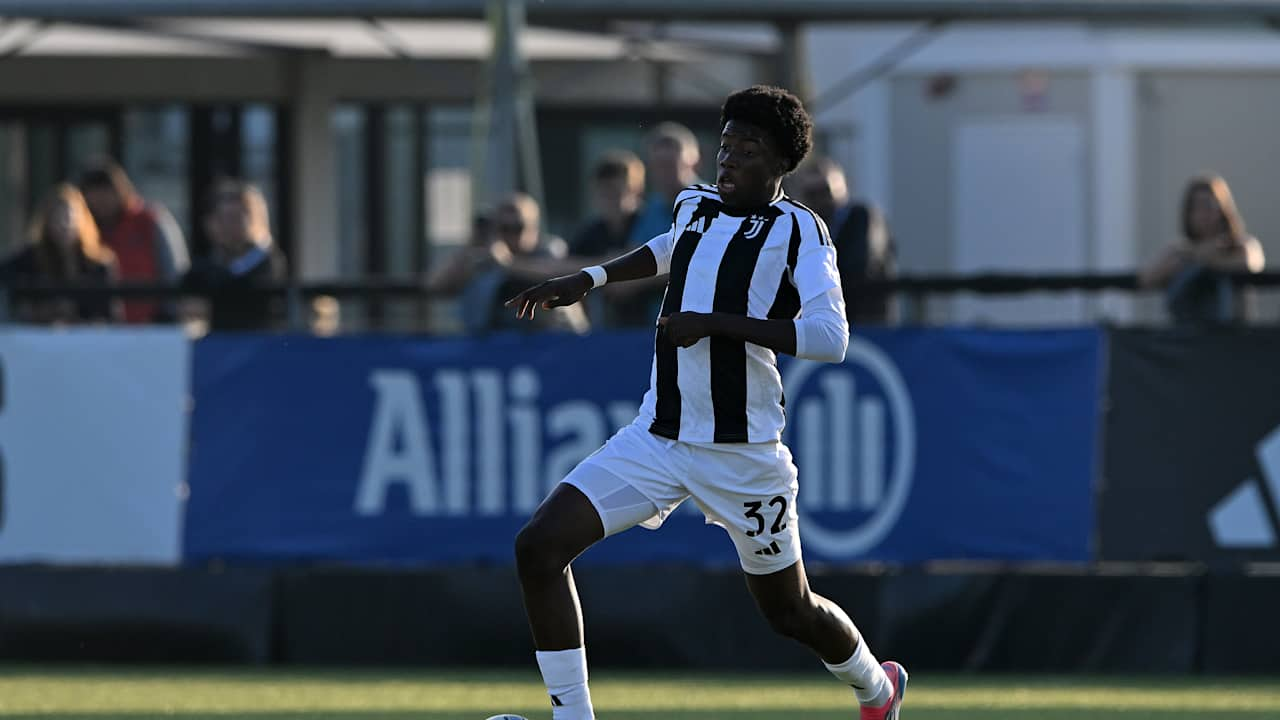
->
[[777, 20, 812, 102], [475, 0, 539, 210], [510, 0, 545, 210], [469, 5, 496, 214]]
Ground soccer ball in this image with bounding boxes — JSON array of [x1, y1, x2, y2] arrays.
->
[[484, 716, 528, 720]]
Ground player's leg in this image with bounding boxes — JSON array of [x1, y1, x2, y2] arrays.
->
[[515, 423, 687, 720], [514, 482, 603, 650], [743, 557, 857, 662], [688, 442, 906, 719], [745, 560, 906, 718], [515, 483, 605, 720]]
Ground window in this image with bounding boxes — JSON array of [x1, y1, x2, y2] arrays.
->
[[123, 106, 189, 239]]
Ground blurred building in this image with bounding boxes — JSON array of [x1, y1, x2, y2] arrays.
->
[[806, 20, 1280, 325], [0, 9, 769, 330], [2, 3, 1280, 327]]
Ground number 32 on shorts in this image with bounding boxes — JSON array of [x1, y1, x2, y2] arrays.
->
[[742, 496, 788, 538]]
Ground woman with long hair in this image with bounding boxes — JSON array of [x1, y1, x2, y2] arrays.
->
[[1140, 174, 1265, 325], [0, 183, 120, 324]]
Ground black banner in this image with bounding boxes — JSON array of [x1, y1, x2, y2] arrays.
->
[[1101, 329, 1280, 564], [0, 352, 5, 534]]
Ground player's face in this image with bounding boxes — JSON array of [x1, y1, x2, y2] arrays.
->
[[717, 120, 784, 210]]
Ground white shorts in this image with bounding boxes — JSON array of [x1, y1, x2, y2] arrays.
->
[[561, 421, 802, 575]]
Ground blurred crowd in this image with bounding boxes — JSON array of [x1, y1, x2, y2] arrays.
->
[[0, 127, 1269, 334], [424, 122, 899, 335], [0, 159, 287, 332]]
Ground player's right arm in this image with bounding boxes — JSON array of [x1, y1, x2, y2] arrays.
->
[[506, 187, 694, 319], [505, 241, 665, 319]]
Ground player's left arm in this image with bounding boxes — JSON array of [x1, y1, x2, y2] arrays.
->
[[660, 297, 848, 363], [662, 214, 849, 362], [658, 311, 798, 354]]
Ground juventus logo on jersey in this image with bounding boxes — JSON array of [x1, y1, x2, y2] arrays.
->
[[743, 215, 767, 239]]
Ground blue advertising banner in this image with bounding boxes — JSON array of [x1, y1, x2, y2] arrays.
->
[[185, 328, 1102, 566]]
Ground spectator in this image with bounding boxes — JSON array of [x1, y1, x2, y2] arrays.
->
[[569, 151, 645, 258], [618, 123, 704, 324], [566, 150, 652, 327], [427, 193, 588, 334], [182, 180, 288, 332], [1140, 174, 1265, 325], [0, 183, 120, 324], [425, 212, 496, 298], [630, 122, 703, 243], [79, 158, 188, 323], [792, 156, 896, 325]]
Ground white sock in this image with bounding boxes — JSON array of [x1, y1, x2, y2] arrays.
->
[[535, 647, 595, 720], [824, 639, 892, 708]]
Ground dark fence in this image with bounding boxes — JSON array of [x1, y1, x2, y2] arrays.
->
[[3, 564, 1279, 673], [7, 270, 1280, 328]]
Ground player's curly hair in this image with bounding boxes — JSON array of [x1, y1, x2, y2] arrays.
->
[[720, 85, 813, 174]]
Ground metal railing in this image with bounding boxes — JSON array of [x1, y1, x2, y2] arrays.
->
[[5, 270, 1280, 329]]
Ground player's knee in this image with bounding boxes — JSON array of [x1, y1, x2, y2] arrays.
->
[[513, 522, 545, 571], [761, 597, 818, 641], [514, 520, 566, 581]]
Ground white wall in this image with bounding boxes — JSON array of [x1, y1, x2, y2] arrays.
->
[[805, 21, 1280, 325]]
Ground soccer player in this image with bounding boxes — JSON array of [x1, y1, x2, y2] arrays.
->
[[506, 85, 908, 720]]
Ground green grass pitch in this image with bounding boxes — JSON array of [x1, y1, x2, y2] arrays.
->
[[0, 667, 1277, 719]]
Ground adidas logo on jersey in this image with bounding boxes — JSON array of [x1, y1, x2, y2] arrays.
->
[[685, 216, 710, 234]]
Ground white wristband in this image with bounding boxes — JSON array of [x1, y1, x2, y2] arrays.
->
[[582, 265, 608, 289]]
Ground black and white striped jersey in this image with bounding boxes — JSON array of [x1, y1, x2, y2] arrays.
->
[[635, 184, 848, 444]]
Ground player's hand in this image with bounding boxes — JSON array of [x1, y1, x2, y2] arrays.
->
[[659, 311, 714, 348], [504, 272, 593, 319]]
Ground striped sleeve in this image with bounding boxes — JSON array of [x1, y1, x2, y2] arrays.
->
[[645, 231, 675, 275], [645, 187, 704, 275], [794, 287, 849, 362], [788, 205, 843, 303]]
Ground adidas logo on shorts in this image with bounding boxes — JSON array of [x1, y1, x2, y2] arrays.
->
[[754, 540, 782, 556]]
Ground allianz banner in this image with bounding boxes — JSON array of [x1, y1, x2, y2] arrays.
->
[[185, 328, 1102, 566], [1101, 329, 1280, 564], [0, 328, 189, 565]]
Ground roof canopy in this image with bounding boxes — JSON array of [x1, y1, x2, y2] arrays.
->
[[2, 0, 1280, 22], [0, 17, 710, 60]]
